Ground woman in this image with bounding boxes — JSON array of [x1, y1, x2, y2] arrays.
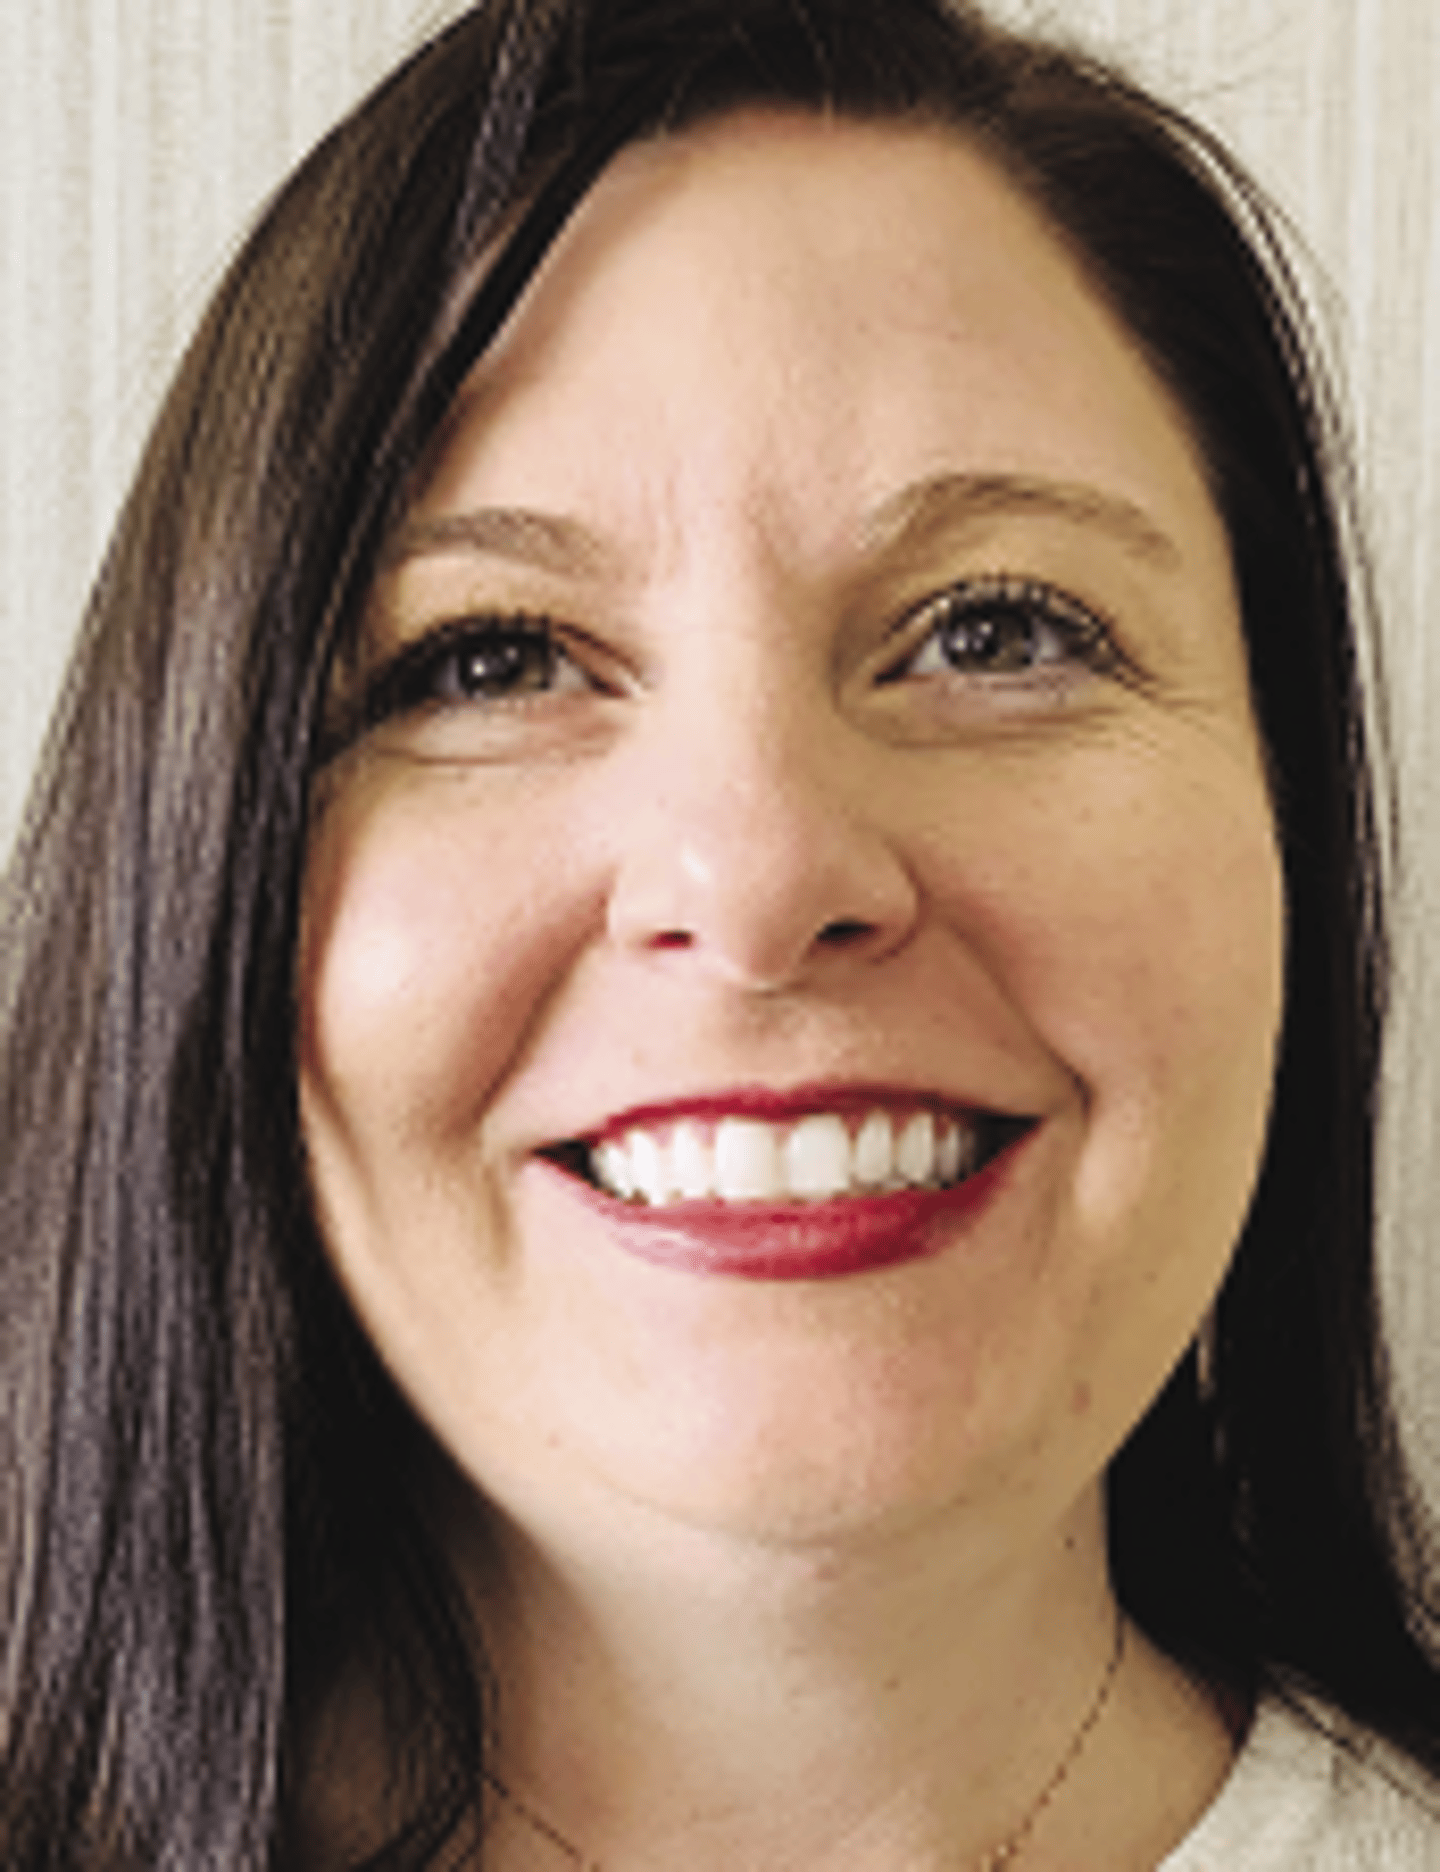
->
[[2, 0, 1437, 1864]]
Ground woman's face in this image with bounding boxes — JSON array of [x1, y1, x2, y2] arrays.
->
[[299, 113, 1284, 1557]]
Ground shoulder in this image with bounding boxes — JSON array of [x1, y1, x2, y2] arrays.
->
[[1160, 1691, 1440, 1870]]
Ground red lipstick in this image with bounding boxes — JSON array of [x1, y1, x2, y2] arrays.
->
[[557, 1116, 1032, 1282], [587, 1081, 966, 1144]]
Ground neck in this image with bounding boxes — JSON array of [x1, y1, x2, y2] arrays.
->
[[446, 1480, 1229, 1871]]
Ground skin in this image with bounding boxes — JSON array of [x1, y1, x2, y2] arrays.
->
[[299, 113, 1285, 1867]]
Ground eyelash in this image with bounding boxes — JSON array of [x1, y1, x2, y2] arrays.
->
[[354, 575, 1127, 735], [359, 613, 589, 729], [880, 575, 1124, 686]]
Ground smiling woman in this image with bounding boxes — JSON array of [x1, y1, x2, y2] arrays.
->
[[1, 3, 1437, 1869], [300, 113, 1282, 1585]]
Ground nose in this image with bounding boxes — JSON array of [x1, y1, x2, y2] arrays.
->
[[605, 681, 920, 993]]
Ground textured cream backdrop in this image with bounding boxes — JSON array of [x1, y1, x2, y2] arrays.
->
[[3, 1, 1438, 1491]]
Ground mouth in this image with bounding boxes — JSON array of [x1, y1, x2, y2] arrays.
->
[[540, 1087, 1037, 1280]]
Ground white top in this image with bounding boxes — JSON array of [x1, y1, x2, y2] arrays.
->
[[1160, 1693, 1440, 1868]]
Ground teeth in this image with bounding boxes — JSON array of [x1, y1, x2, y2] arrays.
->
[[589, 1107, 981, 1207], [895, 1111, 936, 1186], [628, 1129, 671, 1206], [937, 1119, 965, 1183], [784, 1113, 851, 1198], [671, 1119, 711, 1200], [596, 1138, 636, 1201], [853, 1110, 894, 1187], [715, 1117, 782, 1201]]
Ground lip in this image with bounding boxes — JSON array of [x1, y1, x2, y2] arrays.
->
[[582, 1080, 999, 1146], [545, 1106, 1036, 1282]]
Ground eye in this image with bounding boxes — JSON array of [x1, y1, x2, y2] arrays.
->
[[883, 576, 1122, 685], [361, 615, 592, 728]]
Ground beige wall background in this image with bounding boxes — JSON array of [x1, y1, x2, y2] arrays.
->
[[3, 0, 1439, 1489]]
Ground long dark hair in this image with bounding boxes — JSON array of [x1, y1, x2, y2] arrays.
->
[[2, 1, 1434, 1864]]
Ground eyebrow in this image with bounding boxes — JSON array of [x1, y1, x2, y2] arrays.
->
[[381, 507, 617, 579], [380, 470, 1183, 586], [861, 471, 1184, 571]]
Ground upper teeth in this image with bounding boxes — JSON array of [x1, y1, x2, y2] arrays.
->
[[592, 1109, 975, 1207]]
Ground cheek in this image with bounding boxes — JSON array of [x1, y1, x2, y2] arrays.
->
[[969, 749, 1281, 1124], [923, 747, 1285, 1371], [1069, 804, 1282, 1342], [298, 774, 597, 1163], [932, 728, 1278, 978]]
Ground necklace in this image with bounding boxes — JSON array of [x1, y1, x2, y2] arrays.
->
[[486, 1609, 1126, 1872], [975, 1610, 1126, 1870], [485, 1771, 603, 1870]]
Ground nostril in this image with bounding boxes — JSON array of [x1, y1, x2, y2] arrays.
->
[[818, 918, 874, 947]]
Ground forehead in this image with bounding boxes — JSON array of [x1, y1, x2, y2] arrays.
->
[[412, 110, 1223, 591]]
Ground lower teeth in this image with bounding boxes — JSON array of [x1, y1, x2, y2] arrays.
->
[[607, 1167, 972, 1207]]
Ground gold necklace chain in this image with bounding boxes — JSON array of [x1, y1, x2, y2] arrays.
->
[[486, 1609, 1126, 1872], [485, 1771, 603, 1870], [976, 1610, 1126, 1870]]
